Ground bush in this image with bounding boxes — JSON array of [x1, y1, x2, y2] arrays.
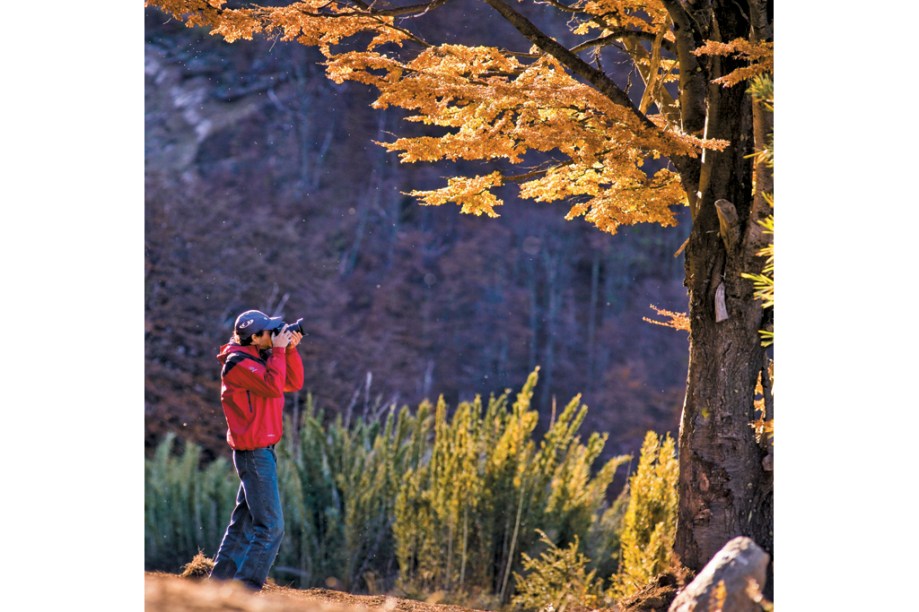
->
[[144, 433, 237, 572], [511, 530, 601, 612], [392, 369, 630, 604], [609, 431, 678, 601], [145, 370, 631, 602], [275, 393, 424, 591]]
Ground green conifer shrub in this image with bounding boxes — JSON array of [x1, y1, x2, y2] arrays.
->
[[145, 371, 631, 604], [144, 433, 237, 571], [609, 431, 679, 600], [511, 530, 601, 612], [275, 394, 428, 591], [392, 369, 630, 604]]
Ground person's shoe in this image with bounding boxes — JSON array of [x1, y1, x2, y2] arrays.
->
[[238, 578, 263, 592]]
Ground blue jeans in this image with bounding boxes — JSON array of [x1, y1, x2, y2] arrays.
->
[[210, 447, 284, 590]]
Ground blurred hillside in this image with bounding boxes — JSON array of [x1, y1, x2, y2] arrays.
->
[[144, 6, 690, 462]]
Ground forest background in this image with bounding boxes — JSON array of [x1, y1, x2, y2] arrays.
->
[[3, 2, 917, 610]]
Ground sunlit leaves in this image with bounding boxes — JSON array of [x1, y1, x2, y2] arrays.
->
[[512, 531, 601, 612], [147, 0, 763, 236], [575, 0, 673, 37], [409, 172, 505, 217], [346, 46, 706, 234], [609, 431, 678, 600], [693, 38, 774, 87], [148, 0, 410, 50], [741, 213, 774, 310], [642, 304, 690, 332]]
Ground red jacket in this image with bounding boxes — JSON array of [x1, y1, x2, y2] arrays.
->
[[216, 342, 305, 450]]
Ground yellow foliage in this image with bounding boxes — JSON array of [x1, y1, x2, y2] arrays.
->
[[145, 0, 744, 236], [741, 212, 774, 312], [577, 0, 673, 36], [392, 369, 629, 598], [149, 0, 409, 52], [512, 531, 600, 612], [741, 74, 774, 348], [610, 431, 678, 601], [642, 304, 689, 332], [751, 365, 774, 447], [692, 38, 774, 86], [409, 172, 505, 217], [141, 0, 773, 368]]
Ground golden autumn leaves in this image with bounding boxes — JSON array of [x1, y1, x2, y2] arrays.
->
[[155, 0, 410, 51], [330, 46, 720, 234], [148, 0, 771, 236]]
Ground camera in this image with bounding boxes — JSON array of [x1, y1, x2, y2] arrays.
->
[[272, 317, 305, 336]]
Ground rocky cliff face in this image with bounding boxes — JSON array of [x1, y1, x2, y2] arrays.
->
[[145, 43, 264, 181], [144, 8, 690, 462]]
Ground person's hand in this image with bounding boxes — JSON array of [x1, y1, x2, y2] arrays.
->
[[272, 325, 292, 348], [288, 330, 303, 348]]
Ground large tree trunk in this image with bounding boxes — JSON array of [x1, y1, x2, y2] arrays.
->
[[673, 29, 773, 581], [678, 226, 773, 570]]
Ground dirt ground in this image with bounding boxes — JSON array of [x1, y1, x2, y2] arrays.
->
[[145, 571, 686, 612], [145, 572, 493, 612]]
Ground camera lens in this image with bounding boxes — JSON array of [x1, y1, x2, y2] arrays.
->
[[272, 318, 304, 335]]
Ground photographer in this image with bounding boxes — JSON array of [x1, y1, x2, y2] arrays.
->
[[209, 309, 304, 591]]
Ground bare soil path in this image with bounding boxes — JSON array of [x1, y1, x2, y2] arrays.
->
[[145, 572, 490, 612]]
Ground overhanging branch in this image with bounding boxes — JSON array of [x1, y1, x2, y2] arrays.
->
[[571, 29, 676, 55], [343, 0, 454, 17], [480, 0, 657, 131]]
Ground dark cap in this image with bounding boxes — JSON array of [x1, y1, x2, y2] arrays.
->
[[234, 309, 285, 339]]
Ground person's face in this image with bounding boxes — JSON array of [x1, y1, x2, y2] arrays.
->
[[250, 330, 273, 350]]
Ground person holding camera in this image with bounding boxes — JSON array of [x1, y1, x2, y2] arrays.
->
[[209, 309, 305, 591]]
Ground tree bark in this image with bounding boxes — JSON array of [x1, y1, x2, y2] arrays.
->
[[674, 15, 773, 577], [678, 227, 773, 570]]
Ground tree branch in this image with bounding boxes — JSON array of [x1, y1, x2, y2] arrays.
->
[[659, 0, 708, 136], [278, 2, 437, 48], [532, 0, 582, 14], [571, 29, 676, 55], [480, 0, 657, 131], [504, 168, 550, 182], [343, 0, 454, 18]]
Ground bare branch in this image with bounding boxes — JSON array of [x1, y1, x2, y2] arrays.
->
[[531, 0, 582, 13], [503, 168, 550, 182], [342, 0, 454, 17], [571, 29, 676, 55]]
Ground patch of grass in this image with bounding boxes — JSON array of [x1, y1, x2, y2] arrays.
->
[[181, 550, 215, 579]]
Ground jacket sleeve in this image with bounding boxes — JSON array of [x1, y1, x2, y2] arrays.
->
[[284, 347, 305, 392], [226, 349, 287, 398]]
